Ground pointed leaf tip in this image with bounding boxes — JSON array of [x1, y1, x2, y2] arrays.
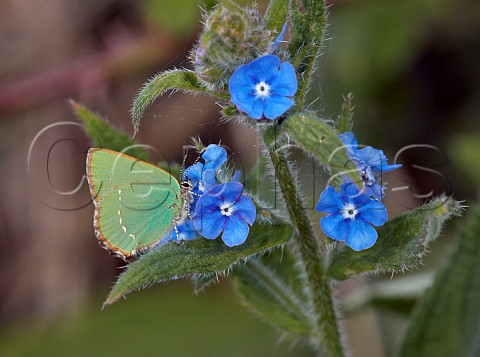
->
[[131, 69, 229, 133], [71, 100, 149, 162]]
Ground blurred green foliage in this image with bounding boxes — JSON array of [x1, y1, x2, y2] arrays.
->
[[0, 283, 313, 357], [323, 0, 457, 104], [141, 0, 255, 36], [448, 133, 480, 185], [141, 0, 201, 36]]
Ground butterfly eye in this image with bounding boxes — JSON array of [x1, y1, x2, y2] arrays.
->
[[181, 181, 193, 190]]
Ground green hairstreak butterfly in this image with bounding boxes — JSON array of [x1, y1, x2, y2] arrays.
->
[[86, 148, 189, 259]]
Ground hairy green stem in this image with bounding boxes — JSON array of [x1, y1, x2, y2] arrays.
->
[[262, 125, 344, 356]]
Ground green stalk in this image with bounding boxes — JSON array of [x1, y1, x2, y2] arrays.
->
[[262, 125, 344, 356]]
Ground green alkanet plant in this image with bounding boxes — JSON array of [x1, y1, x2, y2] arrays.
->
[[74, 1, 467, 356]]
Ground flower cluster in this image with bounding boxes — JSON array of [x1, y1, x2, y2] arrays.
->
[[316, 132, 401, 251], [195, 17, 396, 251], [163, 144, 256, 247], [225, 53, 398, 251]]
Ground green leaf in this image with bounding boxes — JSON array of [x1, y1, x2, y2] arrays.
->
[[341, 272, 433, 315], [282, 111, 360, 184], [263, 0, 289, 33], [290, 0, 327, 52], [328, 196, 463, 280], [234, 249, 313, 337], [398, 204, 480, 357], [191, 273, 219, 293], [70, 100, 149, 162], [336, 93, 354, 133], [131, 69, 229, 134], [289, 0, 327, 108], [292, 45, 317, 110], [105, 222, 292, 305]]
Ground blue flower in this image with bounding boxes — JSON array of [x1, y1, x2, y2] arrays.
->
[[339, 132, 401, 199], [271, 22, 287, 49], [184, 144, 227, 199], [194, 182, 256, 247], [316, 183, 388, 251], [171, 219, 197, 241], [157, 219, 197, 247], [228, 55, 297, 120]]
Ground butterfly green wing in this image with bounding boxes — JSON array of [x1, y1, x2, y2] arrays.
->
[[86, 148, 182, 258]]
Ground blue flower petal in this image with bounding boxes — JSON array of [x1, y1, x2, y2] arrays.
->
[[356, 147, 401, 172], [263, 95, 294, 119], [229, 64, 255, 91], [222, 215, 250, 247], [320, 213, 347, 241], [316, 186, 344, 214], [202, 168, 218, 191], [232, 169, 242, 182], [194, 192, 221, 214], [194, 207, 225, 239], [249, 55, 281, 82], [206, 182, 244, 202], [232, 92, 263, 119], [345, 219, 378, 251], [229, 55, 297, 120], [364, 182, 385, 200], [270, 62, 297, 96], [340, 182, 369, 205], [272, 22, 287, 48], [317, 183, 387, 250], [232, 195, 256, 225], [356, 146, 385, 170], [339, 132, 358, 155], [183, 162, 203, 182], [357, 199, 388, 226], [382, 163, 402, 172], [202, 144, 227, 170], [172, 219, 197, 241]]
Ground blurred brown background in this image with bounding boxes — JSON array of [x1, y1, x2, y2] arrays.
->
[[0, 0, 479, 356]]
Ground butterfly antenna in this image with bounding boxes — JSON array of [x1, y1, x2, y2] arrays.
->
[[180, 148, 188, 180]]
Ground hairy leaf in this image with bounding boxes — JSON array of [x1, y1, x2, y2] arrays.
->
[[264, 0, 289, 33], [234, 250, 313, 336], [328, 196, 463, 280], [131, 70, 228, 134], [105, 222, 292, 305], [70, 100, 149, 161], [290, 0, 327, 53], [282, 111, 359, 184], [341, 273, 433, 315], [191, 273, 220, 293], [398, 204, 480, 357], [336, 93, 354, 133], [289, 0, 327, 108]]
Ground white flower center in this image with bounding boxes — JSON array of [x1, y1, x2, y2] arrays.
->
[[255, 81, 271, 99], [220, 202, 235, 217], [342, 203, 358, 220]]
